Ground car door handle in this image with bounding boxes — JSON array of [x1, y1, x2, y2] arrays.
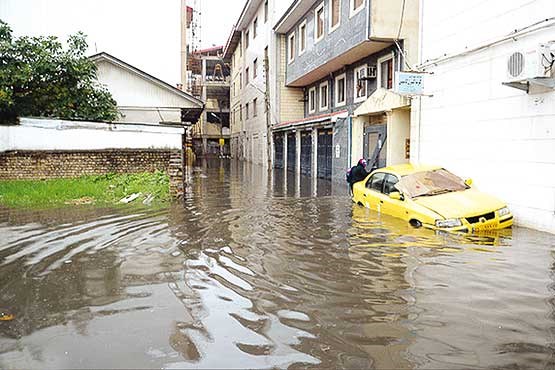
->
[[380, 200, 384, 204]]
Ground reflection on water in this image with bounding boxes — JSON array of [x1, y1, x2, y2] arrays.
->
[[0, 159, 554, 369]]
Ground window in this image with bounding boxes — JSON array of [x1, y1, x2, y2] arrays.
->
[[366, 172, 386, 192], [308, 87, 316, 113], [350, 0, 365, 17], [239, 41, 242, 57], [239, 72, 243, 89], [383, 174, 400, 195], [378, 54, 394, 90], [288, 32, 296, 63], [264, 46, 268, 74], [319, 81, 329, 110], [264, 0, 268, 23], [253, 98, 258, 117], [354, 65, 367, 102], [245, 67, 249, 85], [240, 104, 243, 121], [245, 30, 250, 49], [335, 73, 346, 106], [246, 103, 249, 119], [315, 3, 325, 42], [253, 18, 258, 39], [330, 0, 341, 32], [253, 59, 258, 79], [299, 20, 307, 55]]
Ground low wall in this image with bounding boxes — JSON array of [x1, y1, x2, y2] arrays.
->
[[0, 149, 178, 180], [0, 118, 186, 198]]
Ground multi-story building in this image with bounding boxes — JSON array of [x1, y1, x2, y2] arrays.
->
[[273, 0, 419, 181], [224, 0, 304, 167], [188, 46, 231, 157], [413, 0, 555, 233]]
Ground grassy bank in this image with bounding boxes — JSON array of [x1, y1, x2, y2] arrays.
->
[[0, 172, 170, 209]]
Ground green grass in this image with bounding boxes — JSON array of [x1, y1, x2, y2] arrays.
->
[[0, 171, 170, 209]]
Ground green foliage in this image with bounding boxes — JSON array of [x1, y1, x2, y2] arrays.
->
[[0, 20, 119, 124], [0, 171, 170, 209]]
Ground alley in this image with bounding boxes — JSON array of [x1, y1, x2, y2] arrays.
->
[[1, 160, 555, 369]]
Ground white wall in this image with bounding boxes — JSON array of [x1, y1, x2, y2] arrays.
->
[[0, 0, 182, 86], [95, 61, 198, 109], [415, 0, 555, 233], [0, 118, 184, 152]]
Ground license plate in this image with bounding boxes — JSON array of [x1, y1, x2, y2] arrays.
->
[[473, 221, 499, 231]]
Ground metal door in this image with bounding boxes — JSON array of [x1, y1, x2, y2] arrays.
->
[[287, 132, 296, 171], [317, 128, 333, 179], [274, 133, 284, 169], [300, 131, 312, 176], [363, 124, 387, 171]]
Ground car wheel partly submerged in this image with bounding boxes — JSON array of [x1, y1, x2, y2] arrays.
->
[[410, 219, 423, 228]]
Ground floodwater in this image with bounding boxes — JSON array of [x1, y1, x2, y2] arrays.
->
[[1, 160, 555, 369]]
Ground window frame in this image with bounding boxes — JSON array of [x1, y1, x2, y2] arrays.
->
[[253, 98, 258, 117], [308, 86, 317, 114], [245, 30, 250, 49], [334, 73, 347, 107], [319, 81, 329, 111], [288, 32, 296, 64], [253, 58, 258, 79], [354, 64, 368, 103], [366, 172, 386, 192], [264, 0, 269, 23], [383, 174, 400, 195], [245, 67, 250, 85], [349, 0, 365, 18], [329, 0, 341, 33], [377, 53, 395, 91], [246, 102, 250, 120], [314, 2, 325, 43], [253, 17, 258, 39], [298, 19, 307, 56]]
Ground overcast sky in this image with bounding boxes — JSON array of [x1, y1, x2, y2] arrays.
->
[[0, 0, 248, 85]]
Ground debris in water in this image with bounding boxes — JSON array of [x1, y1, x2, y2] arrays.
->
[[143, 194, 156, 205], [0, 310, 14, 321], [120, 193, 142, 204]]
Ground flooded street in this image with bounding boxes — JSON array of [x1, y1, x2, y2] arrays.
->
[[1, 160, 555, 369]]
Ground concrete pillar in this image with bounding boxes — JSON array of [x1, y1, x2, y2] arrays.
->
[[169, 150, 184, 199], [311, 128, 318, 178], [202, 137, 208, 156], [295, 130, 301, 175], [283, 131, 288, 171]]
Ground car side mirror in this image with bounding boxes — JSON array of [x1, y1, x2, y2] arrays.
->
[[389, 191, 404, 201], [465, 178, 473, 187]]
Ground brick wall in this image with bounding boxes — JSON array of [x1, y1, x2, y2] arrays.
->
[[0, 149, 180, 181]]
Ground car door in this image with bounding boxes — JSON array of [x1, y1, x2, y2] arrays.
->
[[362, 172, 386, 211], [380, 174, 406, 219]]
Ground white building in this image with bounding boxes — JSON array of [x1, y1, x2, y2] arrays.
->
[[224, 0, 301, 168], [412, 0, 555, 233], [91, 53, 203, 125]]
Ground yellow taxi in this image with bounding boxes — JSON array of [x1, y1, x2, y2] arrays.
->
[[352, 164, 513, 232]]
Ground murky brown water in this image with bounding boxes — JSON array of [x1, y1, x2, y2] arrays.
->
[[1, 160, 555, 369]]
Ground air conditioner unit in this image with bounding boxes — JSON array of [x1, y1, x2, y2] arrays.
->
[[506, 44, 555, 82]]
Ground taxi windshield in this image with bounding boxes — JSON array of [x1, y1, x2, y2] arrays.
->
[[395, 169, 469, 198]]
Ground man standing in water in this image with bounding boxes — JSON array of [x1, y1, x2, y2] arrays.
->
[[347, 159, 370, 195]]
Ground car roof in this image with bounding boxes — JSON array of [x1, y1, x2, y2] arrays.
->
[[372, 164, 443, 177]]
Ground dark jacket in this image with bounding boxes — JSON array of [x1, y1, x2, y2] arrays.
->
[[349, 164, 369, 184]]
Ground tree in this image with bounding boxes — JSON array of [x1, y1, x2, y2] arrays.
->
[[0, 20, 119, 125]]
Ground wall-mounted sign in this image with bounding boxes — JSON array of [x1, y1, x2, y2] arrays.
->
[[335, 144, 341, 159], [396, 72, 425, 96]]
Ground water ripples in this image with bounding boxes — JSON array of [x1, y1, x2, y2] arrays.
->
[[0, 160, 555, 369]]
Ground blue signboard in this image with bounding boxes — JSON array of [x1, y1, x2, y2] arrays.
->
[[396, 72, 425, 96]]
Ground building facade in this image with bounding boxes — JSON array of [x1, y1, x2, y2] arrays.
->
[[224, 0, 304, 168], [273, 0, 419, 182], [188, 46, 231, 157], [413, 0, 555, 233]]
